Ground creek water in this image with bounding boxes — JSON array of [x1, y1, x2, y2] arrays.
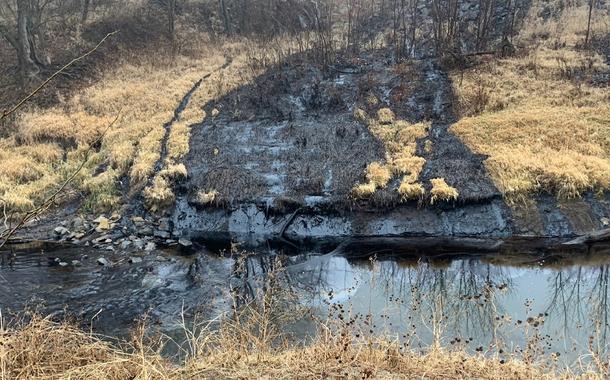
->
[[1, 238, 609, 369]]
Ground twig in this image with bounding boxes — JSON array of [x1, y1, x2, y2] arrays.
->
[[0, 31, 118, 122], [279, 207, 303, 239], [0, 113, 120, 249]]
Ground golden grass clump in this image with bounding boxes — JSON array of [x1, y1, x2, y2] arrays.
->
[[143, 175, 176, 212], [353, 108, 429, 200], [197, 189, 219, 205], [376, 107, 395, 124], [351, 182, 377, 198], [430, 178, 459, 204], [365, 162, 392, 188], [450, 2, 610, 201], [398, 180, 425, 200], [353, 107, 369, 123]]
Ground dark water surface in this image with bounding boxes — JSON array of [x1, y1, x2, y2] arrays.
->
[[1, 239, 610, 369]]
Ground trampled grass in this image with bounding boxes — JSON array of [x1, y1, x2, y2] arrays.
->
[[450, 2, 610, 202]]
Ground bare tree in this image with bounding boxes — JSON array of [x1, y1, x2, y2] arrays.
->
[[584, 0, 596, 47], [0, 0, 46, 85], [475, 0, 495, 50], [430, 0, 460, 57], [219, 0, 231, 35], [80, 0, 90, 26]]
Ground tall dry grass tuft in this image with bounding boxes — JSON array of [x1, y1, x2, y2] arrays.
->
[[0, 315, 175, 380]]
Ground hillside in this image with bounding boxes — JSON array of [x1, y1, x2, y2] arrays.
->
[[0, 0, 609, 241]]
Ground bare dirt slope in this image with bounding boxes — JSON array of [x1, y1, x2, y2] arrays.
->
[[176, 51, 609, 239]]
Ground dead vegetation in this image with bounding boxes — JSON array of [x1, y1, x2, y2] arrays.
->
[[1, 306, 606, 380], [352, 106, 431, 202], [450, 1, 610, 202]]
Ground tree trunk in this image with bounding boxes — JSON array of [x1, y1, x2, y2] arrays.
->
[[219, 0, 231, 35], [167, 0, 176, 43], [585, 0, 595, 47], [81, 0, 91, 25], [17, 0, 42, 85]]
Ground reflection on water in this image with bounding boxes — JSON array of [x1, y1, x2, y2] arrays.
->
[[234, 246, 610, 368], [1, 239, 610, 368]]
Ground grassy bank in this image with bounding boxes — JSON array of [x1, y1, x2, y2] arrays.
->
[[0, 36, 261, 213], [450, 1, 610, 202], [0, 314, 605, 380]]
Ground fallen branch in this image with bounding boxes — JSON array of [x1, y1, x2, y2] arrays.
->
[[0, 113, 120, 249], [0, 31, 118, 122]]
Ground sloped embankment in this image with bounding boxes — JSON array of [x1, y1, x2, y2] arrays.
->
[[173, 52, 610, 240]]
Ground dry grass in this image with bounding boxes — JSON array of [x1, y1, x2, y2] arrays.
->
[[353, 106, 430, 201], [398, 180, 425, 200], [0, 310, 605, 380], [430, 178, 459, 204], [0, 34, 265, 213], [196, 189, 219, 205], [450, 1, 610, 202], [143, 43, 266, 212]]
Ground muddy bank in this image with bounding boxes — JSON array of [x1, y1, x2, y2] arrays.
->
[[173, 193, 610, 241], [176, 50, 610, 241]]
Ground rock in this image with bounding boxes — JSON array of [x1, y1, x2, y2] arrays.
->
[[54, 226, 70, 236], [59, 262, 68, 267], [133, 239, 145, 250], [105, 246, 115, 251], [71, 217, 85, 230], [129, 256, 143, 264], [139, 226, 154, 236], [94, 216, 111, 232], [154, 230, 170, 239], [178, 238, 193, 247], [97, 257, 111, 266], [131, 216, 145, 224], [71, 260, 81, 266], [93, 215, 106, 223], [144, 242, 156, 252], [158, 218, 171, 231], [120, 240, 132, 250], [93, 235, 110, 243]]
